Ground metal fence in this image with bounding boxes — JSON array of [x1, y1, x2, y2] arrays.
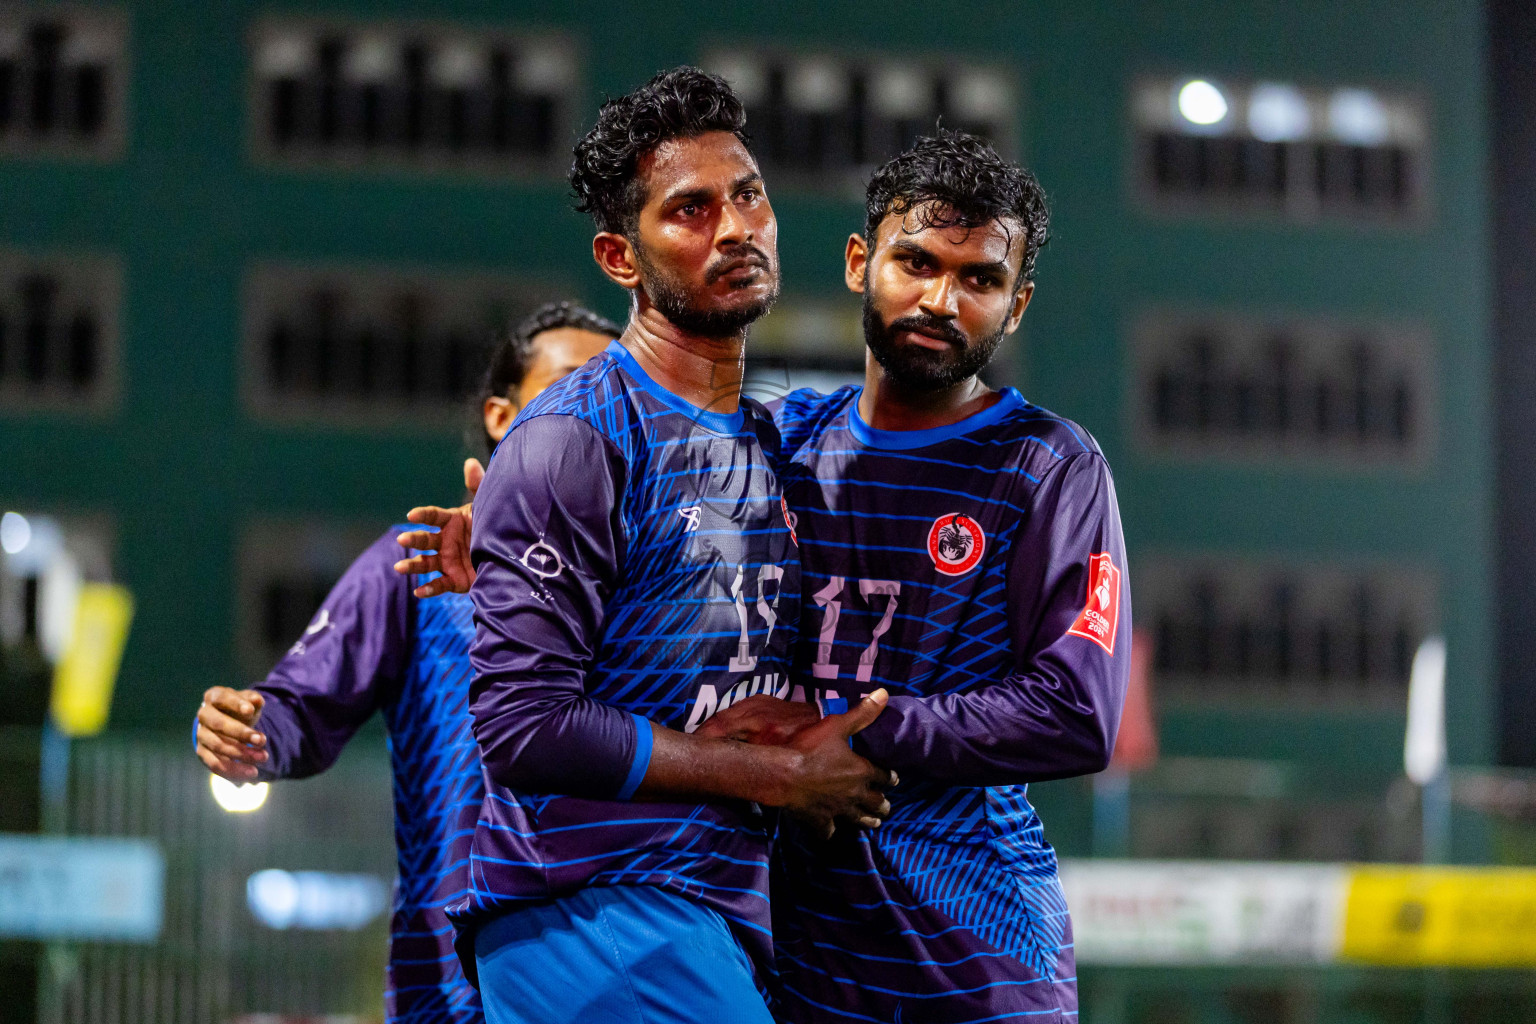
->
[[38, 729, 395, 1024], [23, 732, 1536, 1024]]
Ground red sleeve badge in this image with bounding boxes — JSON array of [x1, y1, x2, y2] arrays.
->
[[1067, 553, 1121, 655]]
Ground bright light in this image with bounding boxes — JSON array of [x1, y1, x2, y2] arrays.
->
[[1328, 88, 1389, 145], [1177, 80, 1229, 127], [246, 869, 389, 930], [0, 512, 31, 555], [1248, 83, 1311, 142], [1404, 636, 1447, 786], [247, 869, 300, 926], [210, 774, 269, 813]]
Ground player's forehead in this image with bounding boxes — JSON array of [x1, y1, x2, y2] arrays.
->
[[638, 131, 762, 208], [528, 327, 610, 367], [873, 201, 1024, 267]]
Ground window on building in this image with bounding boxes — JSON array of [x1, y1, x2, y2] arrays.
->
[[244, 264, 562, 426], [1132, 313, 1432, 464], [0, 252, 119, 411], [250, 19, 576, 173], [1133, 77, 1427, 220], [1137, 557, 1436, 704], [704, 51, 1015, 190], [236, 522, 382, 675], [0, 9, 127, 159]]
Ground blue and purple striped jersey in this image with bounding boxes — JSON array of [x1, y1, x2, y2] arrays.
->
[[251, 528, 483, 1024], [452, 341, 801, 979], [770, 386, 1131, 1024]]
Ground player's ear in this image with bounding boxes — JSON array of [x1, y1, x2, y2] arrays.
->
[[593, 233, 642, 291], [844, 233, 869, 294], [1005, 280, 1035, 335], [483, 396, 518, 442]]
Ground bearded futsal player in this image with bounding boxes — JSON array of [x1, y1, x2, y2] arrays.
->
[[709, 130, 1130, 1023], [441, 67, 894, 1024]]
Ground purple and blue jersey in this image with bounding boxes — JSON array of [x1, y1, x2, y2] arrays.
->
[[770, 386, 1131, 1024], [250, 528, 483, 1024], [452, 341, 801, 979]]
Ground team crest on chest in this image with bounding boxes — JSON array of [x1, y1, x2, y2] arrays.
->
[[927, 513, 985, 576]]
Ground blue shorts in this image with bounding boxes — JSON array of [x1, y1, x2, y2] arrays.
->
[[474, 885, 775, 1024]]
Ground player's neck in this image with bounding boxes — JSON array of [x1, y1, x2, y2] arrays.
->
[[618, 306, 745, 416], [858, 362, 1001, 433]]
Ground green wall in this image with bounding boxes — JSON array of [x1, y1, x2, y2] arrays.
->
[[0, 0, 1490, 777]]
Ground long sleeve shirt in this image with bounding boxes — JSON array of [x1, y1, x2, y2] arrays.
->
[[770, 386, 1131, 1024], [451, 342, 801, 981]]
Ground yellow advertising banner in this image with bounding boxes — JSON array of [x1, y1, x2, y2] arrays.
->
[[1340, 866, 1536, 968], [1066, 860, 1536, 968], [50, 583, 135, 738]]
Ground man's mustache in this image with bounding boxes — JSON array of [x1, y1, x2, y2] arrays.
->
[[704, 245, 772, 285], [887, 314, 968, 348]]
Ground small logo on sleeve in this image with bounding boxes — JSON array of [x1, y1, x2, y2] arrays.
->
[[927, 513, 985, 576], [679, 506, 702, 532], [1067, 553, 1121, 654], [519, 540, 565, 580], [286, 607, 333, 656], [782, 496, 799, 546]]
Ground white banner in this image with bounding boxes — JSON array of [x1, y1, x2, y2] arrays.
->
[[1059, 859, 1348, 965]]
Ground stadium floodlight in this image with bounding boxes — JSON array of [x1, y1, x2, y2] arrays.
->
[[1404, 635, 1447, 786], [0, 512, 31, 555], [1176, 80, 1229, 128], [210, 773, 269, 813], [1248, 83, 1311, 142]]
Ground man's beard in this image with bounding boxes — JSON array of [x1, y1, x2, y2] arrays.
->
[[635, 242, 780, 338], [862, 291, 1006, 392]]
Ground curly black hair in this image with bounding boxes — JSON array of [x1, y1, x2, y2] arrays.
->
[[864, 129, 1050, 287], [570, 66, 750, 237], [477, 300, 621, 453]]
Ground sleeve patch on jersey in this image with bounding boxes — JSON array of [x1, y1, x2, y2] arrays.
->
[[1067, 553, 1121, 655]]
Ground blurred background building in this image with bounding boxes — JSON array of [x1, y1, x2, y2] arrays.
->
[[2, 1, 1534, 1022]]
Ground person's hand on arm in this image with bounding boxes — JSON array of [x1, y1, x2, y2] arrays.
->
[[394, 457, 483, 598], [640, 691, 896, 836], [195, 686, 268, 782]]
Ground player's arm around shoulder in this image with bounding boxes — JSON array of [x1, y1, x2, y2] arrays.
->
[[193, 528, 413, 784], [393, 457, 484, 598]]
